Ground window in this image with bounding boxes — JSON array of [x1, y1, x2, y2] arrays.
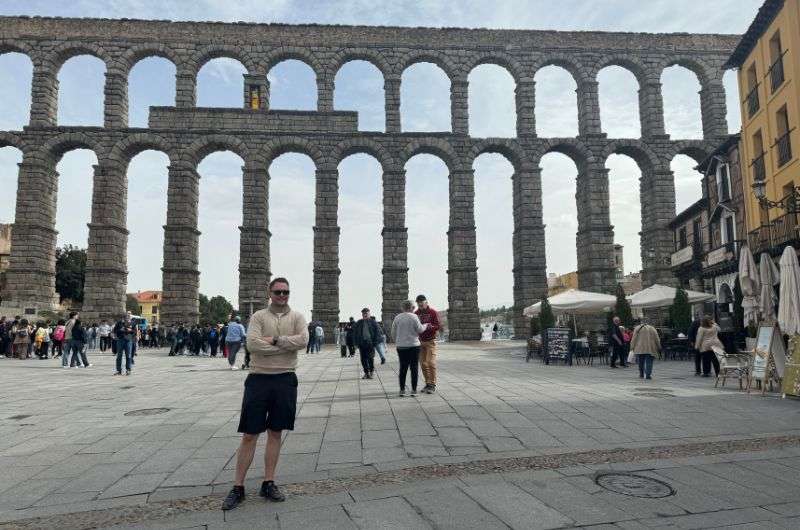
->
[[745, 63, 759, 117], [784, 181, 797, 213], [716, 162, 731, 202], [722, 213, 735, 245], [775, 105, 792, 167], [692, 219, 702, 248], [152, 305, 158, 314], [752, 130, 766, 181], [769, 31, 785, 93], [678, 227, 687, 249]]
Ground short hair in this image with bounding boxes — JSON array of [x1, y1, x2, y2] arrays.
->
[[269, 277, 289, 289], [415, 294, 427, 303], [401, 300, 414, 312], [69, 312, 77, 318], [701, 315, 713, 328]]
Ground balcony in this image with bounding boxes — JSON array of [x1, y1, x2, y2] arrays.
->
[[747, 212, 799, 253], [775, 130, 793, 167], [769, 52, 786, 93], [751, 152, 766, 181], [704, 240, 742, 268], [745, 85, 760, 118], [670, 245, 694, 267]]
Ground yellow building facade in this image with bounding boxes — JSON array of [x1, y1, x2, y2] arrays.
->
[[131, 291, 162, 325], [728, 0, 800, 252]]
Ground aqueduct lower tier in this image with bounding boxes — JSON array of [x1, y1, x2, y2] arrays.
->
[[0, 17, 738, 339]]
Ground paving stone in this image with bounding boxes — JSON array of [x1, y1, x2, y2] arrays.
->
[[461, 481, 574, 529], [344, 497, 432, 529], [278, 505, 357, 529], [99, 473, 168, 499], [405, 487, 508, 529]]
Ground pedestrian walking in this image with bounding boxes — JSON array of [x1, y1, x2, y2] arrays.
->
[[695, 316, 723, 378], [629, 320, 660, 380], [336, 324, 348, 357], [373, 317, 387, 365], [312, 323, 324, 353], [70, 319, 91, 368], [414, 295, 441, 393], [0, 316, 10, 357], [221, 277, 308, 511], [98, 320, 112, 352], [12, 318, 31, 359], [306, 322, 315, 354], [354, 308, 381, 379], [391, 300, 430, 397], [62, 312, 78, 367], [345, 317, 356, 357], [608, 316, 627, 368], [225, 316, 247, 370], [208, 324, 220, 356], [688, 313, 702, 376], [113, 312, 135, 376]]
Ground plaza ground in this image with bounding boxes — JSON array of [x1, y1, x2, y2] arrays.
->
[[1, 342, 799, 529]]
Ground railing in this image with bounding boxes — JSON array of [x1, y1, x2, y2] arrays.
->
[[751, 152, 766, 181], [768, 51, 786, 93], [704, 240, 741, 267], [670, 245, 694, 267], [748, 213, 799, 253], [748, 226, 772, 253], [745, 84, 760, 117], [775, 130, 793, 167]]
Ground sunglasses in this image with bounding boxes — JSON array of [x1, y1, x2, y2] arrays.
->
[[271, 290, 290, 296]]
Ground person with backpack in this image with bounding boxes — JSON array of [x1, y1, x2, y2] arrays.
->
[[12, 318, 31, 359], [208, 324, 220, 356], [52, 320, 66, 358], [70, 320, 91, 368], [312, 324, 324, 353], [345, 317, 356, 357], [62, 312, 79, 367]]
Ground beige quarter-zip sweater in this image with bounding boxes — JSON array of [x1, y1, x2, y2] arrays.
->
[[246, 304, 308, 374]]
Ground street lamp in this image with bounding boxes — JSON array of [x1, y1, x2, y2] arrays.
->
[[751, 180, 800, 213]]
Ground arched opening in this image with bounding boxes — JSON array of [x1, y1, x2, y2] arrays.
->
[[268, 59, 317, 111], [334, 60, 385, 132], [405, 154, 449, 310], [540, 152, 579, 281], [128, 57, 176, 128], [598, 66, 641, 138], [0, 52, 32, 130], [269, 153, 316, 317], [671, 154, 705, 214], [197, 57, 247, 108], [661, 65, 703, 139], [468, 64, 516, 138], [534, 66, 579, 137], [338, 153, 382, 321], [723, 69, 741, 134], [606, 154, 643, 277], [126, 150, 169, 293], [0, 146, 23, 223], [197, 151, 244, 306], [474, 153, 514, 317], [401, 63, 451, 132], [57, 55, 106, 126]]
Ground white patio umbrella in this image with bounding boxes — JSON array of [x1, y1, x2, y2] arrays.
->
[[738, 245, 760, 326], [759, 252, 780, 322], [627, 284, 714, 309], [778, 246, 800, 335], [523, 289, 617, 317]]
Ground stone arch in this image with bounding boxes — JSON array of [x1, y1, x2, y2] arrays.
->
[[659, 56, 711, 85], [51, 42, 112, 72], [42, 131, 105, 164], [330, 49, 390, 79], [399, 50, 458, 80], [118, 44, 180, 74], [465, 53, 523, 85], [400, 139, 461, 172], [535, 139, 593, 172], [0, 39, 33, 57], [594, 55, 646, 86], [0, 132, 27, 153], [469, 140, 526, 171], [191, 44, 256, 76], [109, 133, 175, 169], [667, 141, 712, 166], [182, 134, 250, 168], [264, 47, 324, 77], [533, 55, 589, 84], [259, 136, 325, 169], [331, 137, 394, 170], [601, 140, 659, 172]]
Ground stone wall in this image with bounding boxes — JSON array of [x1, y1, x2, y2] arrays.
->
[[0, 16, 738, 339]]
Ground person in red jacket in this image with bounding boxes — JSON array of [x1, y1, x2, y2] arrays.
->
[[414, 294, 441, 393]]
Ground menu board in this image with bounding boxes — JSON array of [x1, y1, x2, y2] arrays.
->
[[752, 325, 772, 381], [544, 327, 571, 365], [752, 324, 787, 394]]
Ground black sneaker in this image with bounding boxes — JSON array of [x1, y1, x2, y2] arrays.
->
[[259, 481, 285, 502], [427, 385, 436, 393], [221, 486, 245, 510], [381, 357, 386, 365]]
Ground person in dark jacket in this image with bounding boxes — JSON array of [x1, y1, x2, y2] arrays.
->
[[208, 324, 220, 356], [353, 308, 381, 379], [345, 317, 356, 357], [608, 316, 627, 368], [190, 325, 202, 355], [687, 314, 702, 376], [70, 319, 91, 368]]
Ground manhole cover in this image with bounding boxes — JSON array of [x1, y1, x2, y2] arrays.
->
[[8, 414, 31, 420], [596, 472, 675, 498], [124, 408, 170, 417], [634, 392, 675, 398]]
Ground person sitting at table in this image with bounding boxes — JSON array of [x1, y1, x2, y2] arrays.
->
[[694, 316, 722, 378]]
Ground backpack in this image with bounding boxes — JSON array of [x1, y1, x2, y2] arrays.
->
[[53, 326, 65, 341], [16, 328, 28, 339], [209, 329, 217, 339], [315, 326, 324, 339]]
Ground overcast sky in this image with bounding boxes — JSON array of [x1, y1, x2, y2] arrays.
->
[[0, 1, 761, 320]]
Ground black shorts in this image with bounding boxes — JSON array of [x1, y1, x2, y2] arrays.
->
[[237, 372, 298, 434]]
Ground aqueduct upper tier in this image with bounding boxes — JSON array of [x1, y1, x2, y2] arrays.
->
[[0, 16, 739, 339]]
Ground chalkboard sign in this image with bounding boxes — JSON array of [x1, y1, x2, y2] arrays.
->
[[751, 324, 787, 395], [544, 327, 572, 365]]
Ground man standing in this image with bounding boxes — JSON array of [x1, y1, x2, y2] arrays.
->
[[225, 316, 247, 370], [345, 317, 356, 357], [608, 316, 627, 368], [415, 295, 441, 393], [113, 311, 135, 376], [62, 312, 78, 368], [98, 320, 112, 352], [222, 277, 308, 511], [353, 308, 381, 379]]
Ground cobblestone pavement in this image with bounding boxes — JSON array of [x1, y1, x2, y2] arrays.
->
[[1, 341, 799, 529]]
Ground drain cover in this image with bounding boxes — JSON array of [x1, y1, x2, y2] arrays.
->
[[124, 408, 170, 417], [596, 473, 675, 498]]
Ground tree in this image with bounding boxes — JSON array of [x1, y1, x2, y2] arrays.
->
[[613, 283, 633, 327], [669, 286, 692, 332], [55, 245, 86, 303], [200, 294, 234, 325], [126, 294, 140, 314], [539, 296, 556, 331]]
